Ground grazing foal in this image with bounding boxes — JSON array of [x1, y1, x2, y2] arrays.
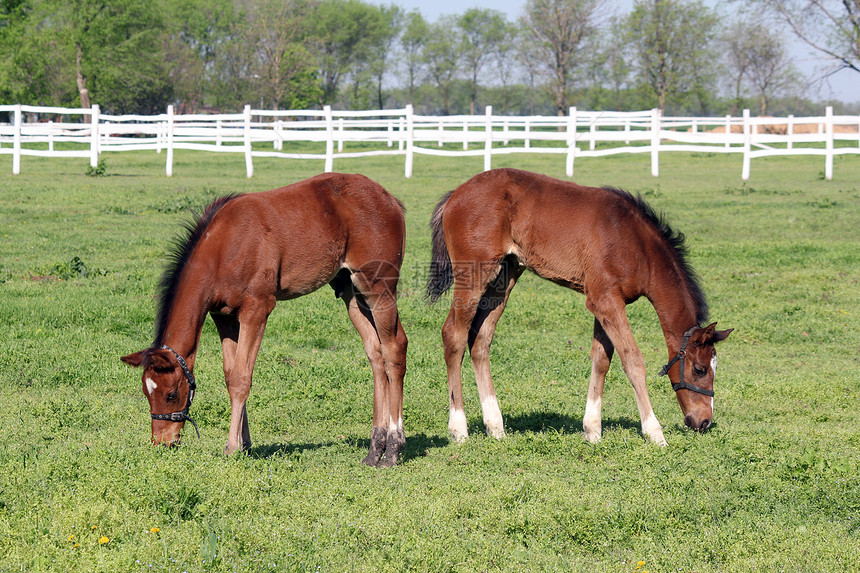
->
[[122, 173, 408, 467], [427, 168, 731, 446]]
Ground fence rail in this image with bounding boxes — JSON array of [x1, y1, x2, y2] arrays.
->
[[1, 104, 858, 180]]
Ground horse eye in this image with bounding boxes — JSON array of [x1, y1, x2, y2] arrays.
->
[[693, 365, 706, 377], [166, 390, 178, 402]]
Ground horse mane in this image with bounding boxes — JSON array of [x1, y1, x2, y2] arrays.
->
[[153, 194, 242, 346], [603, 187, 709, 325]]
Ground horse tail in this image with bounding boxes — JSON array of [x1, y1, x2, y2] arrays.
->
[[426, 190, 455, 303]]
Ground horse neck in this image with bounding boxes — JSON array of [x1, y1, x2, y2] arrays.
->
[[157, 280, 212, 369], [648, 273, 701, 357]]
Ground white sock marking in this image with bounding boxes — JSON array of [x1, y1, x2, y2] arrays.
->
[[481, 395, 505, 438], [583, 395, 602, 442], [449, 408, 468, 442]]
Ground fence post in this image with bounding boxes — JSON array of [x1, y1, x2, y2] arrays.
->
[[650, 108, 660, 177], [404, 105, 414, 178], [787, 115, 794, 150], [90, 104, 100, 168], [824, 105, 833, 181], [462, 119, 469, 150], [387, 120, 394, 148], [48, 120, 55, 152], [165, 104, 174, 177], [524, 119, 531, 149], [725, 115, 731, 149], [483, 105, 493, 172], [244, 105, 254, 178], [324, 105, 334, 173], [398, 117, 405, 151], [566, 106, 576, 177], [337, 117, 344, 152], [742, 109, 751, 181], [589, 120, 596, 151], [12, 104, 22, 175]]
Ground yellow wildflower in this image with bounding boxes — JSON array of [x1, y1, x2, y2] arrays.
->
[[68, 534, 75, 542], [149, 527, 160, 534], [98, 536, 110, 545]]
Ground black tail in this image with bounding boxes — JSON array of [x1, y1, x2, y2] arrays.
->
[[426, 190, 455, 303]]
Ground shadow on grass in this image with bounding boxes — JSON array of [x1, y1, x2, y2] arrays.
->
[[246, 441, 338, 459], [494, 411, 641, 435], [245, 432, 450, 464]]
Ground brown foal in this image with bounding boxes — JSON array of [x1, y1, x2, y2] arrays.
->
[[427, 168, 731, 446], [122, 173, 408, 467]]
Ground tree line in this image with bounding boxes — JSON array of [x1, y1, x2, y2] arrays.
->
[[1, 0, 857, 117]]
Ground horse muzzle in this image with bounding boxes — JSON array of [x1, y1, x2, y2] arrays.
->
[[684, 414, 712, 432]]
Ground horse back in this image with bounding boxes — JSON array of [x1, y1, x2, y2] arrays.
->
[[198, 173, 405, 302], [445, 168, 665, 298]]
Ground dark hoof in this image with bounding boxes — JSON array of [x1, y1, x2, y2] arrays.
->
[[378, 428, 405, 468], [363, 426, 387, 466]]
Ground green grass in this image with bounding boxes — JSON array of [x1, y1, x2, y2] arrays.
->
[[1, 148, 859, 572]]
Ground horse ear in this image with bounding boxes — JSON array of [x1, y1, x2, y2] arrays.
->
[[698, 323, 733, 344], [121, 351, 146, 368], [712, 328, 733, 343]]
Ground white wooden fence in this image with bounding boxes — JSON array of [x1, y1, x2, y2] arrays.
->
[[1, 104, 858, 180]]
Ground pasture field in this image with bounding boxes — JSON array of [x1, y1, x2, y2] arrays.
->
[[1, 148, 859, 572]]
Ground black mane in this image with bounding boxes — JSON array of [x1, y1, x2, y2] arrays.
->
[[603, 187, 709, 325], [153, 194, 242, 346]]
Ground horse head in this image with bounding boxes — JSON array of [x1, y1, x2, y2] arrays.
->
[[665, 323, 733, 432], [121, 347, 196, 446]]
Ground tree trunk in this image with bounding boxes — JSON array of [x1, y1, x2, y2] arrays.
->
[[75, 41, 90, 108]]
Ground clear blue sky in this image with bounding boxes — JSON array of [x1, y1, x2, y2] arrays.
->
[[366, 0, 859, 104]]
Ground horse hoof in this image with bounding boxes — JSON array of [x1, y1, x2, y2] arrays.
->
[[449, 432, 468, 444], [362, 452, 383, 466], [584, 431, 602, 444], [486, 426, 506, 440], [375, 455, 398, 468]]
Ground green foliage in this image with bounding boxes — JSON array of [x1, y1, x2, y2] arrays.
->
[[85, 158, 107, 177], [0, 150, 858, 571]]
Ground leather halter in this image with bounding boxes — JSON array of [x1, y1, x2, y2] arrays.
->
[[658, 327, 715, 398], [150, 345, 200, 438]]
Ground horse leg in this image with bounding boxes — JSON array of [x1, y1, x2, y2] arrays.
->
[[222, 297, 274, 455], [348, 276, 407, 467], [468, 257, 521, 439], [585, 295, 667, 446], [212, 313, 252, 450], [341, 287, 390, 466], [583, 318, 614, 443], [442, 260, 501, 442]]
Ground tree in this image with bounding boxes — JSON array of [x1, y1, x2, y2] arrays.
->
[[745, 26, 797, 115], [367, 4, 402, 109], [311, 0, 384, 105], [400, 10, 428, 104], [489, 19, 521, 114], [521, 0, 603, 115], [624, 0, 718, 113], [421, 17, 460, 114], [161, 0, 233, 112], [753, 0, 860, 79], [244, 0, 318, 109], [457, 8, 507, 114]]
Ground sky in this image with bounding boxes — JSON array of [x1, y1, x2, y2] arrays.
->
[[365, 0, 860, 104]]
